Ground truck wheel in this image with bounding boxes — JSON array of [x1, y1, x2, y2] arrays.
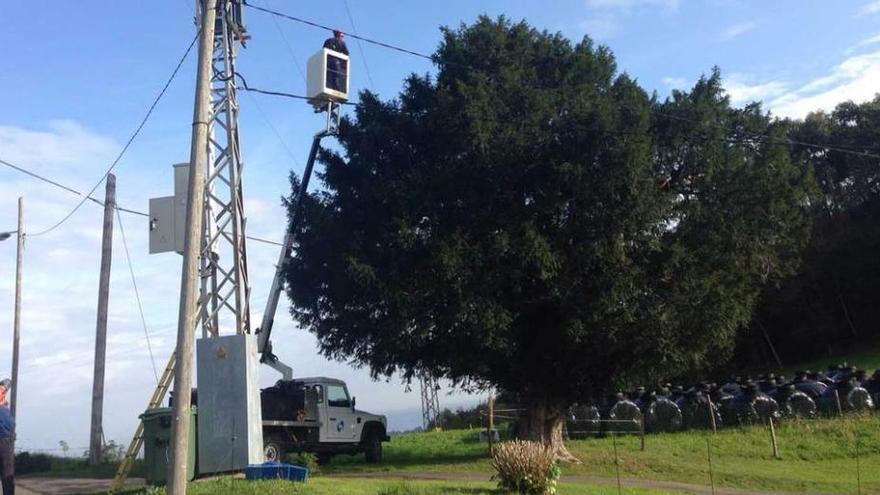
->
[[264, 435, 285, 463], [363, 429, 383, 463]]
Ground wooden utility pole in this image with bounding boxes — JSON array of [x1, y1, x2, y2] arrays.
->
[[11, 197, 23, 422], [89, 174, 116, 466], [487, 394, 494, 454], [168, 0, 217, 491]]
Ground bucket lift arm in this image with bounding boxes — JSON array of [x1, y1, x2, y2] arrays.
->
[[257, 131, 329, 379]]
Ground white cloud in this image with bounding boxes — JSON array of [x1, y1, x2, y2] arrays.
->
[[723, 74, 789, 105], [662, 76, 687, 89], [845, 32, 880, 55], [722, 49, 880, 119], [720, 20, 757, 41], [769, 49, 880, 118], [860, 0, 880, 15], [577, 17, 621, 40]]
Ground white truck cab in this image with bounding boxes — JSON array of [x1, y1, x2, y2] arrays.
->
[[261, 377, 388, 464]]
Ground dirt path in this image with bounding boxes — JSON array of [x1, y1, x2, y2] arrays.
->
[[16, 477, 145, 495], [331, 471, 837, 495]]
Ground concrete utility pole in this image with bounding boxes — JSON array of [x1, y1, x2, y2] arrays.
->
[[167, 0, 217, 492], [11, 197, 23, 422], [89, 174, 116, 466]]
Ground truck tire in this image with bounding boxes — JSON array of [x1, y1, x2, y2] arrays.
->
[[264, 434, 285, 463], [363, 428, 383, 463]]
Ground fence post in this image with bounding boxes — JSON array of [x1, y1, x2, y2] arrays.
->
[[768, 417, 780, 459], [708, 400, 717, 434], [612, 433, 622, 495], [487, 394, 495, 455], [639, 418, 645, 452], [706, 436, 715, 495], [834, 389, 843, 416]]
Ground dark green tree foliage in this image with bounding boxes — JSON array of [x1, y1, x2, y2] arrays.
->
[[746, 97, 880, 362], [284, 17, 811, 454]]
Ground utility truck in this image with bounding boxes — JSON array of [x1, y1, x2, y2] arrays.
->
[[260, 377, 388, 464], [254, 47, 389, 464]]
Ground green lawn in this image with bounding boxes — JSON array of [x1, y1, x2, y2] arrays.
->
[[325, 414, 880, 494], [127, 477, 687, 494]]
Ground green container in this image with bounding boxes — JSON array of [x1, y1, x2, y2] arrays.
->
[[141, 406, 198, 485]]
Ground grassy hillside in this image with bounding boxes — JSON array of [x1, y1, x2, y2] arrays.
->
[[327, 414, 880, 493]]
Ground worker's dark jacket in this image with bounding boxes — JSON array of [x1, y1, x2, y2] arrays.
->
[[0, 405, 13, 490], [323, 37, 349, 55], [0, 408, 12, 440]]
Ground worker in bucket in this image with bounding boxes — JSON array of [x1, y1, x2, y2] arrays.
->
[[323, 29, 349, 92], [0, 379, 14, 495]]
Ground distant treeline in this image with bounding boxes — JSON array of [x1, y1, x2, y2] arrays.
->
[[739, 96, 880, 366]]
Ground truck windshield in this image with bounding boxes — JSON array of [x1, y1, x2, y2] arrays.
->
[[327, 384, 350, 408]]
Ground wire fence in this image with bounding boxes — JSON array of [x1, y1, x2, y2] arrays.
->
[[479, 403, 877, 494]]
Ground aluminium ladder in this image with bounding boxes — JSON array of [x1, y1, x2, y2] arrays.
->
[[109, 352, 176, 493]]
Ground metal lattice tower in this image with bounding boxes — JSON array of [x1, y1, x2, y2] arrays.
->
[[420, 373, 441, 430], [200, 0, 251, 337]]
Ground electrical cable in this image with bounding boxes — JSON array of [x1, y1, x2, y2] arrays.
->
[[261, 0, 308, 84], [115, 207, 161, 384], [2, 155, 284, 246], [28, 32, 199, 237], [247, 2, 880, 160], [242, 90, 301, 167], [342, 0, 376, 90], [244, 1, 437, 62], [234, 72, 356, 105], [1, 157, 149, 217]]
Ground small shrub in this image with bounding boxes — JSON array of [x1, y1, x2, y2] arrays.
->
[[284, 451, 320, 476], [15, 452, 52, 474], [491, 440, 560, 494]]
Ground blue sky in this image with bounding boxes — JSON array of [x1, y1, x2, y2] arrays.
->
[[1, 0, 879, 453]]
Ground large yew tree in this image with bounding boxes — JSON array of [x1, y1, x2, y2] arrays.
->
[[283, 17, 811, 457]]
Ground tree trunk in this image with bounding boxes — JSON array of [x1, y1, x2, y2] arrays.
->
[[516, 397, 581, 463]]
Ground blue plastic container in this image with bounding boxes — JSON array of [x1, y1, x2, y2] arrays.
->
[[244, 461, 309, 482]]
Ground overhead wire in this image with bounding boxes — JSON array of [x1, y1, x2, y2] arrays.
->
[[261, 0, 308, 84], [341, 0, 376, 90], [245, 2, 880, 161], [1, 155, 284, 247], [244, 1, 437, 62], [27, 31, 199, 237], [115, 207, 160, 384]]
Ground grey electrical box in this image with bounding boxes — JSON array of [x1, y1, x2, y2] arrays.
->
[[196, 334, 264, 474], [148, 163, 190, 255], [148, 196, 175, 254]]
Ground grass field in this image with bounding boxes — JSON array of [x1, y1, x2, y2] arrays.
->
[[324, 414, 880, 494], [131, 477, 688, 494]]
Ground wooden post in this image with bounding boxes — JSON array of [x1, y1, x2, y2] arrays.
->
[[169, 0, 217, 491], [708, 399, 717, 434], [706, 436, 715, 495], [612, 433, 622, 495], [487, 394, 495, 455], [768, 417, 780, 459], [89, 174, 115, 466], [834, 389, 843, 417], [639, 417, 645, 451], [11, 197, 23, 424]]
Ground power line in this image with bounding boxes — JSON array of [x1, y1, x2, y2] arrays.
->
[[262, 0, 307, 85], [1, 157, 149, 217], [244, 1, 437, 62], [2, 155, 285, 247], [234, 71, 356, 105], [115, 207, 160, 384], [247, 3, 880, 161], [28, 31, 199, 237], [341, 0, 376, 90]]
